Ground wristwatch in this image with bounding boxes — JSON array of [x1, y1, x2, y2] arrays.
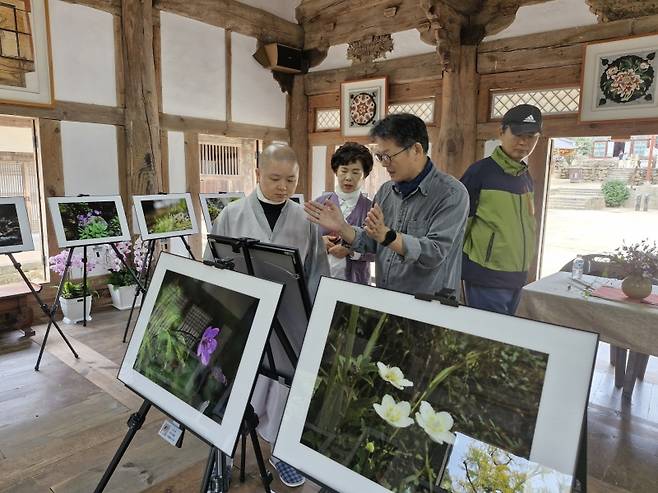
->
[[380, 229, 397, 247]]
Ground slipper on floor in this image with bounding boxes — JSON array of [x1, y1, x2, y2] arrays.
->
[[269, 457, 305, 488]]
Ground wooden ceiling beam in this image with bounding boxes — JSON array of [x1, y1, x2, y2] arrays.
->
[[60, 0, 121, 16], [155, 0, 304, 47]]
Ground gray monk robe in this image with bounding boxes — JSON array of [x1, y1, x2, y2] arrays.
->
[[205, 190, 329, 442]]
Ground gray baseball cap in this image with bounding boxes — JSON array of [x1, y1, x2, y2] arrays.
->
[[502, 104, 542, 135]]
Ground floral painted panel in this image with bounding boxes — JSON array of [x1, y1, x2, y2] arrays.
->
[[301, 302, 549, 493], [597, 51, 656, 108]]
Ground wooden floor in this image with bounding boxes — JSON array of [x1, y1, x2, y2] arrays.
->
[[0, 308, 657, 492]]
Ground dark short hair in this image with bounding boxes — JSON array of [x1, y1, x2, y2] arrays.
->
[[330, 142, 374, 177], [369, 113, 429, 153]]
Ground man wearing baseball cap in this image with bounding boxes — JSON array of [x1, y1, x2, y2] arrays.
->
[[460, 104, 542, 315]]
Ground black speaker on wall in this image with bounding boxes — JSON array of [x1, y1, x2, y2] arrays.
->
[[253, 43, 305, 74]]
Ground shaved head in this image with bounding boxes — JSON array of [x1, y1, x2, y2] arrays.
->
[[259, 143, 299, 170], [256, 143, 299, 202]]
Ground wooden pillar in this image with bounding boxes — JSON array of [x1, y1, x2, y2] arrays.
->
[[289, 75, 309, 197], [122, 0, 162, 196], [527, 137, 552, 282], [184, 132, 202, 258], [436, 45, 478, 179]]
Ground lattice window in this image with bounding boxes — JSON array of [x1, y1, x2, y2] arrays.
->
[[388, 100, 434, 123], [200, 143, 240, 175], [0, 1, 33, 61], [316, 109, 340, 131], [490, 88, 580, 119]]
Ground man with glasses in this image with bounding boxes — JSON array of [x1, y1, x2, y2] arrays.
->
[[305, 113, 469, 296], [460, 104, 542, 315]]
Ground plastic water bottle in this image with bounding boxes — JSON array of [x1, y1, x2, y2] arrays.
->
[[572, 255, 584, 280]]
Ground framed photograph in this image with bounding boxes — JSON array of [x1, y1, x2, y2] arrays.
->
[[207, 235, 311, 382], [133, 193, 199, 241], [199, 192, 245, 230], [341, 77, 387, 137], [289, 193, 304, 205], [0, 1, 54, 107], [118, 253, 283, 455], [580, 34, 658, 122], [48, 195, 130, 248], [0, 196, 34, 253], [274, 278, 598, 493]]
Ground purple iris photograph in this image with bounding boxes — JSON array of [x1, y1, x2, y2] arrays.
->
[[58, 201, 122, 241], [133, 270, 260, 423]]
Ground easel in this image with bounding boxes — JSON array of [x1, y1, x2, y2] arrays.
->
[[96, 255, 287, 493], [121, 235, 196, 343], [5, 251, 79, 371]]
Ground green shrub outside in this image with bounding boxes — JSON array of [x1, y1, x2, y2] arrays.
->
[[601, 180, 630, 207]]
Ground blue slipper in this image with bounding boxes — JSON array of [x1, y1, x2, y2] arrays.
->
[[269, 457, 305, 487]]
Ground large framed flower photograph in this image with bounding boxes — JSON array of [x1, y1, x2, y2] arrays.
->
[[341, 77, 387, 137], [118, 253, 283, 455], [273, 278, 598, 493], [133, 193, 199, 241], [0, 196, 34, 254], [48, 195, 130, 248], [580, 34, 658, 122]]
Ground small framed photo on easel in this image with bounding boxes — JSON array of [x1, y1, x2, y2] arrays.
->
[[48, 195, 130, 248], [133, 193, 199, 241], [199, 192, 245, 230], [0, 196, 34, 254]]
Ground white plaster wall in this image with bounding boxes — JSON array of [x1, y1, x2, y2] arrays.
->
[[61, 122, 119, 196], [485, 0, 597, 41], [237, 0, 301, 23], [311, 145, 327, 200], [161, 12, 226, 120], [167, 131, 186, 193], [0, 126, 33, 152], [388, 30, 435, 60], [49, 0, 117, 106], [231, 32, 287, 128], [166, 131, 189, 257]]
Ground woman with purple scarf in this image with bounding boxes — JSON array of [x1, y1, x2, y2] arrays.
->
[[315, 142, 375, 284]]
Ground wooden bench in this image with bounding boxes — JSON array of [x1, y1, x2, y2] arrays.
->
[[0, 281, 41, 337]]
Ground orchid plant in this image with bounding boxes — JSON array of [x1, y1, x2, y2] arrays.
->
[[102, 238, 148, 288], [48, 249, 98, 299]]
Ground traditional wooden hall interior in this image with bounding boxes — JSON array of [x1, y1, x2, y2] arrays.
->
[[1, 0, 657, 492]]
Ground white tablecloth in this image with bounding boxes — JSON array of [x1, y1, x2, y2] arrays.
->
[[517, 272, 658, 356]]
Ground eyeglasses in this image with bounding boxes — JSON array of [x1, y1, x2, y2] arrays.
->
[[374, 144, 413, 165]]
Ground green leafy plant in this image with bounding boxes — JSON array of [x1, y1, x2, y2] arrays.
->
[[61, 280, 97, 300], [601, 180, 630, 207]]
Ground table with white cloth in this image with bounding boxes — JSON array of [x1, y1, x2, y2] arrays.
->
[[517, 271, 658, 398]]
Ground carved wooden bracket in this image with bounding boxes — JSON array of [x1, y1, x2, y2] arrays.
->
[[347, 34, 394, 64], [586, 0, 658, 22], [419, 0, 463, 72]]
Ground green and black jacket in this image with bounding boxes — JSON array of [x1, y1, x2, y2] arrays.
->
[[461, 146, 536, 288]]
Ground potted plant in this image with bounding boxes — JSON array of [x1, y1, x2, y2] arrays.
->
[[49, 250, 98, 324], [103, 239, 147, 310], [611, 239, 658, 300]]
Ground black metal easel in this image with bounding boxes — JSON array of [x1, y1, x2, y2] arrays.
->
[[5, 251, 79, 371]]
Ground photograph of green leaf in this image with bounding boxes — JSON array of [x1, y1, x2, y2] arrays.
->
[[301, 302, 549, 493], [133, 269, 260, 422], [58, 201, 122, 241], [142, 198, 193, 234]]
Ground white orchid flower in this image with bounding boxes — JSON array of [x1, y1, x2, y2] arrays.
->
[[373, 394, 414, 428], [377, 361, 413, 390], [415, 401, 456, 445]]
